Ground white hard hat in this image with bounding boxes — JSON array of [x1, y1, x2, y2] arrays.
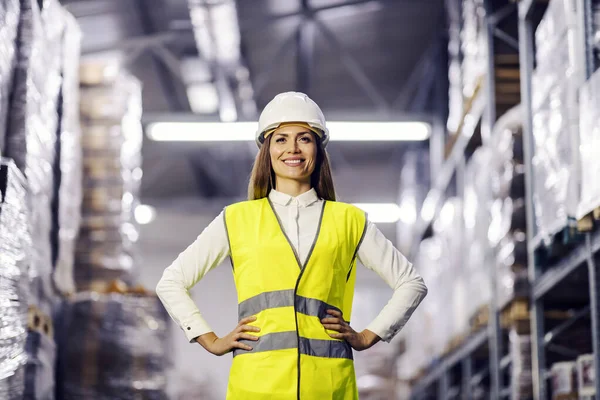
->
[[255, 91, 329, 148]]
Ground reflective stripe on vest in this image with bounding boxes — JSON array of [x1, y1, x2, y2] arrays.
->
[[233, 332, 353, 359], [224, 197, 367, 400], [238, 289, 343, 321]]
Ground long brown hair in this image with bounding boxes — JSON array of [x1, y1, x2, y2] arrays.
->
[[247, 133, 336, 201]]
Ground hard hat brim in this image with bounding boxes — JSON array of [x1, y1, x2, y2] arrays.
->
[[256, 122, 329, 148]]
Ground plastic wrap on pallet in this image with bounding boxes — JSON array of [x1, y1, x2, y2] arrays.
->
[[0, 0, 20, 151], [53, 10, 83, 296], [594, 2, 600, 62], [509, 329, 533, 400], [0, 159, 30, 400], [550, 361, 578, 399], [464, 148, 495, 319], [532, 4, 581, 242], [399, 237, 442, 375], [576, 354, 595, 398], [461, 0, 486, 99], [4, 0, 66, 317], [577, 68, 600, 218], [433, 198, 467, 340], [23, 329, 56, 400], [447, 0, 464, 134], [56, 292, 172, 400], [76, 72, 143, 291], [396, 151, 428, 256]]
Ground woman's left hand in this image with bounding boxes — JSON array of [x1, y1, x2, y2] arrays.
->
[[321, 309, 381, 351]]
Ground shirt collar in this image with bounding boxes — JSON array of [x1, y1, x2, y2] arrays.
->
[[268, 188, 320, 207]]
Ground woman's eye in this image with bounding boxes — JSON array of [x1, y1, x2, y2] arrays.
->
[[276, 138, 285, 143], [300, 136, 311, 142]]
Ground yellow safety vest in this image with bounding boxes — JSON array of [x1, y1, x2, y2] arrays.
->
[[224, 197, 367, 399]]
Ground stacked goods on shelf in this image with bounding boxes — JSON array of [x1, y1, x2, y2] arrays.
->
[[461, 0, 486, 101], [488, 106, 527, 307], [75, 66, 143, 291], [3, 1, 82, 398], [594, 1, 600, 63], [56, 290, 172, 399], [576, 354, 595, 399], [56, 62, 173, 398], [531, 0, 581, 244], [399, 198, 465, 380], [446, 0, 486, 134], [53, 12, 83, 296], [396, 150, 428, 256], [0, 160, 30, 399], [464, 146, 494, 321], [446, 0, 464, 134], [509, 329, 533, 399], [4, 0, 65, 319], [397, 238, 440, 379], [577, 67, 600, 220], [550, 361, 578, 399], [434, 198, 468, 343], [0, 0, 20, 150]]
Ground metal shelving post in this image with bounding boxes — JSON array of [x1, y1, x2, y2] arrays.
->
[[517, 0, 546, 397], [483, 0, 502, 396], [579, 0, 600, 394]]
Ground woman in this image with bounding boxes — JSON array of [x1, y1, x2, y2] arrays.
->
[[156, 91, 428, 400]]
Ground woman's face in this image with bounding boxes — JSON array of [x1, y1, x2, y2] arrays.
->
[[269, 125, 318, 185]]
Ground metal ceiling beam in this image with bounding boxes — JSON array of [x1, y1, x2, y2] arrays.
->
[[237, 0, 398, 31], [134, 0, 191, 112], [313, 18, 391, 114], [253, 25, 300, 97], [297, 0, 315, 94], [392, 41, 440, 110]]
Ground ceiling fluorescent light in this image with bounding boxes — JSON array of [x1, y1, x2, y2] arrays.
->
[[352, 203, 402, 223], [146, 121, 430, 142]]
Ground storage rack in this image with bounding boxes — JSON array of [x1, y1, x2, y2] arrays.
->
[[408, 0, 600, 399], [519, 0, 600, 398]]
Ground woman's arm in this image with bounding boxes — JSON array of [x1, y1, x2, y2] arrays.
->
[[357, 221, 428, 343], [156, 210, 230, 343]]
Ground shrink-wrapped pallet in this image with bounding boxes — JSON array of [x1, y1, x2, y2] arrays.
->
[[509, 329, 533, 399], [577, 68, 600, 219], [461, 0, 486, 99], [0, 0, 20, 150], [52, 11, 83, 296], [594, 2, 600, 63], [464, 148, 495, 318], [4, 0, 66, 317], [397, 238, 440, 377], [550, 361, 578, 400], [434, 198, 468, 339], [396, 151, 428, 256], [56, 292, 172, 400], [532, 0, 581, 243], [76, 72, 143, 291], [0, 159, 30, 400], [488, 106, 528, 306], [414, 236, 447, 360]]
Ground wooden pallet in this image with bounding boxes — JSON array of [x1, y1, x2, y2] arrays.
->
[[28, 304, 54, 339], [469, 304, 490, 334], [443, 333, 469, 356], [577, 207, 600, 232], [500, 298, 530, 334]]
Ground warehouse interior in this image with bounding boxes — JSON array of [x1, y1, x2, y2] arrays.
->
[[1, 0, 600, 399]]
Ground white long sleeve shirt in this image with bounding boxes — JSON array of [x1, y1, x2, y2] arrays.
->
[[156, 188, 428, 344]]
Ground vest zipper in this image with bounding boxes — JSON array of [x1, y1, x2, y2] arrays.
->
[[267, 198, 326, 400]]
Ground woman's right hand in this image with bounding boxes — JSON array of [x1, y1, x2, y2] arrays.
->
[[196, 316, 261, 356]]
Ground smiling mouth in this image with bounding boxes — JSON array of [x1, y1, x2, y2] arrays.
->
[[283, 159, 304, 166]]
